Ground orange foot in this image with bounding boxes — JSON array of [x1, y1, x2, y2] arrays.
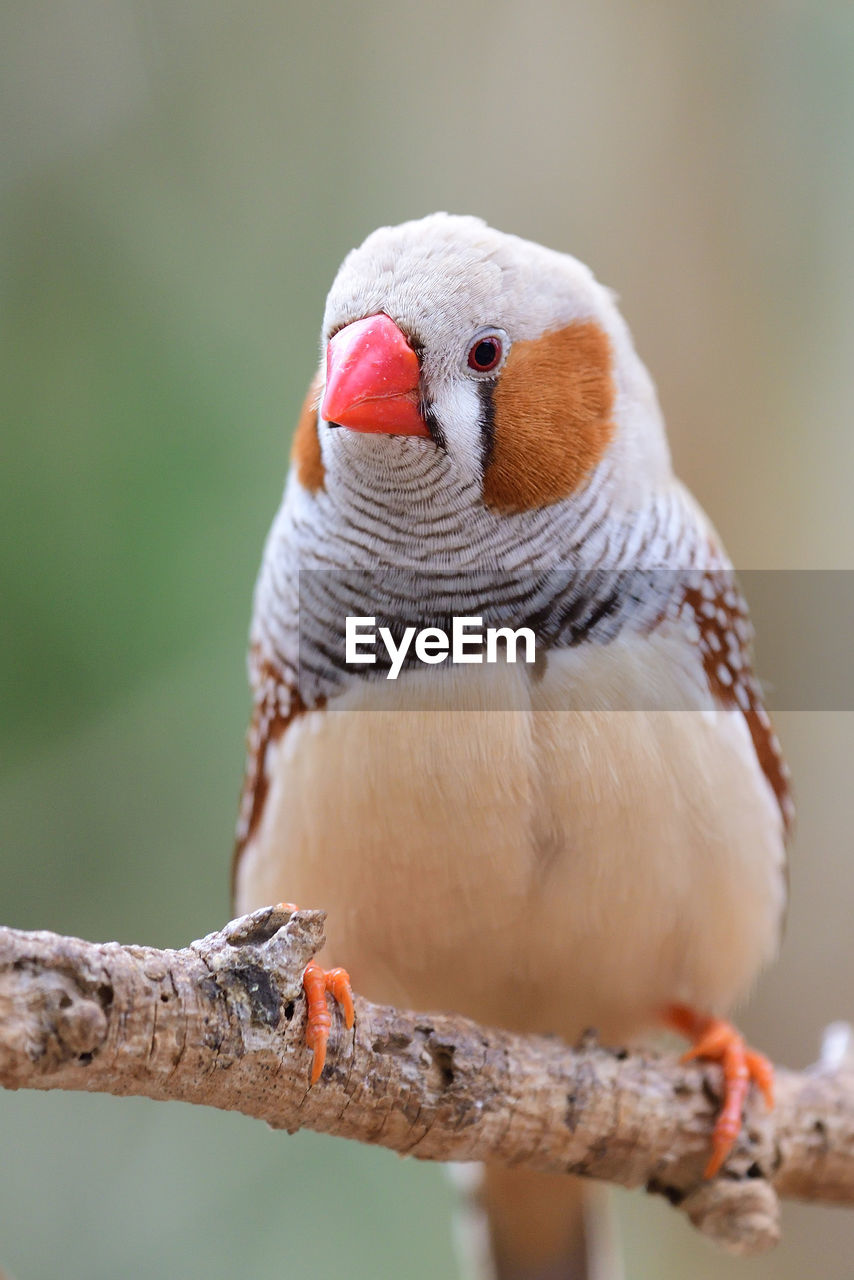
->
[[663, 1004, 774, 1178], [277, 904, 355, 1085]]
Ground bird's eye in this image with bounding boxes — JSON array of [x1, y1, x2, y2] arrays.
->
[[467, 332, 504, 374]]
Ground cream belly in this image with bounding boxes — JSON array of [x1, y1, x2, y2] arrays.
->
[[235, 631, 786, 1044]]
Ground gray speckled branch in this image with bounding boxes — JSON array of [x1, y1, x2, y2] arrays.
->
[[1, 905, 852, 1256]]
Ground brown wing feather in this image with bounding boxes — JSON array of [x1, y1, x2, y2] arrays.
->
[[681, 571, 794, 834], [231, 655, 316, 901]]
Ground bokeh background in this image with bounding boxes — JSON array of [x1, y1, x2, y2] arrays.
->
[[2, 3, 853, 1277]]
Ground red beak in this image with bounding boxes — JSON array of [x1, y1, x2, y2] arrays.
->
[[320, 314, 429, 437]]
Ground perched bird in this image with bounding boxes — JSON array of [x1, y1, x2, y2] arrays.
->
[[233, 214, 792, 1279]]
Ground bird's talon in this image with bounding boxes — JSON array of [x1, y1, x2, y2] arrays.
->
[[664, 1004, 773, 1179], [745, 1047, 775, 1107], [302, 958, 354, 1086], [325, 966, 355, 1028], [270, 904, 354, 1083]]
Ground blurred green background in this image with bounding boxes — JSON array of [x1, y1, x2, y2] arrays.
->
[[2, 3, 853, 1277]]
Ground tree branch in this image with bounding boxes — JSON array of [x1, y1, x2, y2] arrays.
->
[[1, 906, 852, 1256]]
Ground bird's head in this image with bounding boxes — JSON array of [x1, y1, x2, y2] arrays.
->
[[292, 213, 672, 541]]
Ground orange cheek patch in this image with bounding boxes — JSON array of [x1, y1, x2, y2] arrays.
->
[[291, 372, 325, 493], [483, 321, 616, 514]]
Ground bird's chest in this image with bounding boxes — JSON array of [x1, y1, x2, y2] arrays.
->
[[235, 635, 785, 1041]]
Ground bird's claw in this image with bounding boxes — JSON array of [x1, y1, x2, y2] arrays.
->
[[275, 903, 355, 1085], [302, 960, 355, 1085], [664, 1004, 774, 1178]]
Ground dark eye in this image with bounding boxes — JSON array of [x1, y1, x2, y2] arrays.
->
[[467, 335, 503, 373]]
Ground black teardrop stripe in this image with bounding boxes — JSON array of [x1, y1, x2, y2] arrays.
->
[[478, 380, 496, 474]]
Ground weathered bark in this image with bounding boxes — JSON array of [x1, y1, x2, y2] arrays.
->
[[1, 905, 852, 1256]]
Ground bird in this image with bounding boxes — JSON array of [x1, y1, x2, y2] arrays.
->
[[232, 213, 792, 1280]]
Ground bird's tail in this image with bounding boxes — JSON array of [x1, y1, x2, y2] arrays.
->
[[452, 1165, 623, 1280]]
